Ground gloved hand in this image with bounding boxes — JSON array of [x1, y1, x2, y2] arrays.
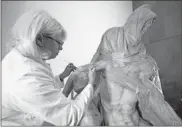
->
[[59, 63, 77, 81], [72, 64, 97, 94], [63, 63, 77, 77]]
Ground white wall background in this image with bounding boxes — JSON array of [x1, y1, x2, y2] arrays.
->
[[2, 1, 132, 75]]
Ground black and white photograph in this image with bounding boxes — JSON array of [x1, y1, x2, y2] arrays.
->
[[1, 1, 182, 126]]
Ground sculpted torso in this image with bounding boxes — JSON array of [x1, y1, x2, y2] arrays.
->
[[100, 78, 139, 125], [99, 55, 156, 126], [70, 55, 158, 126]]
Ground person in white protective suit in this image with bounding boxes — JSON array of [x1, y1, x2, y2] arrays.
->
[[65, 4, 182, 126], [2, 10, 98, 126]]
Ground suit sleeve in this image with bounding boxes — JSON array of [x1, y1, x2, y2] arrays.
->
[[14, 70, 94, 126]]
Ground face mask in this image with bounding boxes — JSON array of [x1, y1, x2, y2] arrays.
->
[[40, 50, 52, 60]]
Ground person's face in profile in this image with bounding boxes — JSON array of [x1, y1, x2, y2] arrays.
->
[[36, 33, 64, 59]]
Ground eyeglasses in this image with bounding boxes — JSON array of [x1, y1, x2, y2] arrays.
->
[[43, 34, 64, 45]]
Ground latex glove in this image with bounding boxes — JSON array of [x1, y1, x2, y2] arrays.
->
[[63, 63, 77, 78]]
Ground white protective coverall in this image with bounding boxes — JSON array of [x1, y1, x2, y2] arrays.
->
[[2, 48, 94, 126], [2, 9, 94, 126]]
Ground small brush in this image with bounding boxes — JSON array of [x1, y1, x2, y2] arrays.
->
[[64, 60, 81, 72]]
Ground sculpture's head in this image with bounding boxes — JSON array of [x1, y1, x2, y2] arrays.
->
[[98, 4, 156, 58], [123, 4, 157, 46]]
